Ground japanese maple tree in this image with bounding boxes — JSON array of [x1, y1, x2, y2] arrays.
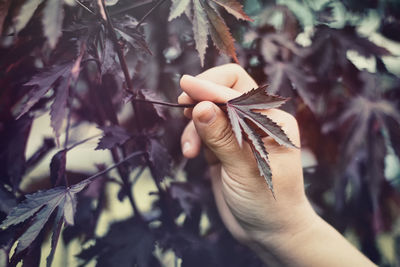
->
[[0, 0, 399, 266]]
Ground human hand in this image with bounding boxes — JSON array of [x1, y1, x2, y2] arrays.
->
[[179, 64, 375, 266], [178, 64, 316, 247]]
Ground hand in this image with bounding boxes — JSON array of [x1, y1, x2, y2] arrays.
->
[[178, 64, 375, 267], [178, 64, 315, 244]]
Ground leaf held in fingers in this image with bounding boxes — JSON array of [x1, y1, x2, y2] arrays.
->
[[225, 85, 295, 195]]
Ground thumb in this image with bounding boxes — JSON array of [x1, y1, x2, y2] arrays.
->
[[192, 101, 254, 174]]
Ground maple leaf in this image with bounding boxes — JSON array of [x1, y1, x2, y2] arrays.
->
[[0, 179, 91, 257], [50, 42, 84, 146], [204, 1, 238, 63], [148, 138, 172, 182], [168, 0, 251, 65], [96, 125, 131, 150], [77, 219, 156, 267], [225, 85, 296, 195], [113, 15, 152, 55], [100, 38, 118, 75], [169, 182, 203, 216], [264, 61, 318, 113], [192, 0, 209, 66], [211, 0, 252, 21], [17, 63, 72, 119]]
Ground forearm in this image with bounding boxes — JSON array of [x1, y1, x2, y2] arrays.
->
[[249, 206, 376, 266]]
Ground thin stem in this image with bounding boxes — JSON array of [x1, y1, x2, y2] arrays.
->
[[131, 98, 227, 108], [66, 134, 102, 151], [86, 151, 144, 183], [75, 0, 95, 15], [131, 165, 146, 186], [135, 0, 168, 29], [100, 0, 142, 130]]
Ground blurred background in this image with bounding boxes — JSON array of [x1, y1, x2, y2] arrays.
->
[[1, 0, 400, 266]]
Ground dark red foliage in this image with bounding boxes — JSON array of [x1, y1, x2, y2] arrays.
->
[[0, 0, 399, 266]]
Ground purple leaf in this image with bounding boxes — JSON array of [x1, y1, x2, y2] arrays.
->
[[77, 219, 155, 267], [101, 38, 118, 75], [264, 62, 318, 112], [140, 89, 167, 120], [0, 115, 32, 191], [46, 206, 64, 267], [170, 182, 202, 216], [228, 85, 287, 110], [50, 77, 71, 146], [0, 180, 90, 255], [18, 64, 72, 119], [96, 125, 130, 150], [148, 139, 172, 182], [50, 150, 67, 186], [225, 86, 295, 195]]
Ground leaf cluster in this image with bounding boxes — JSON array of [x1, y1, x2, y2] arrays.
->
[[0, 0, 400, 266]]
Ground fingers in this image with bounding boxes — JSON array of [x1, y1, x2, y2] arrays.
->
[[181, 121, 201, 158], [191, 101, 253, 173], [209, 165, 250, 242], [261, 109, 301, 149], [196, 63, 258, 92], [180, 75, 242, 103]]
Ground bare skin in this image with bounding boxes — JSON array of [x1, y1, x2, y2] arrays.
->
[[178, 64, 376, 266]]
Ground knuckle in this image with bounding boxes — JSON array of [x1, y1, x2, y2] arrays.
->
[[207, 121, 237, 151], [226, 63, 245, 74]]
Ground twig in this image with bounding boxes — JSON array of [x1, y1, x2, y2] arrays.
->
[[135, 0, 168, 29], [86, 151, 144, 183], [66, 134, 102, 151], [75, 0, 95, 15], [131, 98, 226, 108], [100, 0, 142, 131]]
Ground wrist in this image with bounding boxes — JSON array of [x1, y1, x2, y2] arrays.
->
[[246, 198, 320, 264]]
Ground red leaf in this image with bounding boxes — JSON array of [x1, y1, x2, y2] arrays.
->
[[192, 0, 209, 66], [211, 0, 253, 21], [204, 1, 238, 63]]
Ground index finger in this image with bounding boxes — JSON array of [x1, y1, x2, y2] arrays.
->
[[179, 75, 242, 103]]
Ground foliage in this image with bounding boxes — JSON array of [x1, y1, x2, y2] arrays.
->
[[0, 0, 399, 266]]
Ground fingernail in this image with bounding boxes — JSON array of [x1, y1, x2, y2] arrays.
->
[[182, 141, 191, 154], [198, 105, 216, 124]]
